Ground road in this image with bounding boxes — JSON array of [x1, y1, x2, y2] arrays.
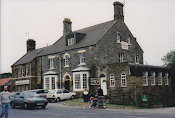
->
[[2, 102, 175, 118]]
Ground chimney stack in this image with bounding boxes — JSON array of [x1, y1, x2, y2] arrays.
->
[[27, 39, 36, 53], [63, 18, 72, 36], [113, 1, 124, 21]]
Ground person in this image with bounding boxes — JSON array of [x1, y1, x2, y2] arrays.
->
[[82, 89, 90, 109], [97, 85, 105, 109], [0, 86, 11, 118], [90, 93, 98, 108]]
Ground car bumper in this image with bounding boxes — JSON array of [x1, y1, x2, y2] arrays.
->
[[28, 102, 48, 107]]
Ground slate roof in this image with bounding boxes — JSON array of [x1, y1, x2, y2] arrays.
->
[[12, 20, 116, 66], [129, 63, 170, 76]]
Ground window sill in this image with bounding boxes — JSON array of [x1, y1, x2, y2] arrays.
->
[[78, 63, 86, 66], [49, 68, 55, 70], [121, 86, 127, 88], [64, 65, 70, 68]]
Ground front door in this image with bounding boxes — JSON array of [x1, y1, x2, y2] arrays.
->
[[65, 80, 70, 91], [100, 77, 107, 95]]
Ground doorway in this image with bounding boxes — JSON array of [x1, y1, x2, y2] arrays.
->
[[100, 74, 107, 95], [64, 75, 70, 91]]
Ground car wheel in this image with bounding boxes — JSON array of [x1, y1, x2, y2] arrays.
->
[[24, 103, 29, 110], [71, 95, 74, 99], [11, 102, 15, 109], [41, 105, 46, 109], [55, 97, 60, 102]]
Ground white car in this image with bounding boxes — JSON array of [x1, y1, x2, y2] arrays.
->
[[46, 89, 76, 102]]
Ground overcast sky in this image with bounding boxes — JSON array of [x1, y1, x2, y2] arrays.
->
[[1, 0, 175, 73]]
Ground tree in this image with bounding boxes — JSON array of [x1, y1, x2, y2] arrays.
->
[[162, 50, 175, 67], [162, 50, 175, 92]]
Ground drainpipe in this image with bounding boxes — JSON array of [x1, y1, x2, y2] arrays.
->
[[30, 63, 31, 90], [59, 55, 62, 89]]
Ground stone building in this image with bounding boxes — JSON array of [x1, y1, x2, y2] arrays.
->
[[11, 1, 172, 106]]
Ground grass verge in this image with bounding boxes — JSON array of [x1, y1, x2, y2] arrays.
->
[[63, 98, 142, 109]]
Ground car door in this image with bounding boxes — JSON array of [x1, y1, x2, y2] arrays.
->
[[12, 93, 20, 105], [18, 93, 25, 106], [63, 89, 70, 99], [56, 90, 64, 100]]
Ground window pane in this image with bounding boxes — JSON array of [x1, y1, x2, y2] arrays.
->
[[75, 74, 81, 89], [51, 77, 55, 89], [83, 74, 87, 89], [45, 77, 50, 90]]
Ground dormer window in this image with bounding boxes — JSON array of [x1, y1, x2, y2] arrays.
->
[[68, 38, 74, 45], [116, 32, 121, 43]]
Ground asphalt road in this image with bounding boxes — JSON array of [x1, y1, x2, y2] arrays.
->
[[1, 102, 175, 118]]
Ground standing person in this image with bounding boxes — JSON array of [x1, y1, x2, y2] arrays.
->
[[97, 85, 105, 109], [0, 86, 11, 118], [82, 89, 90, 109]]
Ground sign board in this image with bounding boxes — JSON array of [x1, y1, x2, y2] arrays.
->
[[121, 41, 128, 50], [141, 95, 149, 102], [15, 80, 29, 85], [91, 78, 100, 85]]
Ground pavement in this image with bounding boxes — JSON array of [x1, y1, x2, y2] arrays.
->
[[1, 102, 175, 118]]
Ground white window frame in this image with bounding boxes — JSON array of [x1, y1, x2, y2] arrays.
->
[[158, 72, 162, 85], [18, 68, 21, 77], [150, 72, 156, 86], [143, 71, 148, 86], [135, 54, 139, 64], [127, 36, 131, 44], [116, 32, 121, 43], [65, 55, 69, 67], [119, 53, 123, 63], [73, 72, 89, 91], [110, 74, 115, 87], [26, 67, 29, 76], [80, 52, 86, 65], [22, 67, 25, 77], [121, 73, 127, 87], [164, 73, 169, 85], [68, 38, 74, 45], [44, 75, 58, 90], [49, 58, 54, 69]]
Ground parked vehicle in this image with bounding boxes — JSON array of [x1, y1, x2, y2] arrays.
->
[[11, 91, 48, 109], [46, 89, 76, 102], [29, 89, 49, 98], [10, 92, 20, 100]]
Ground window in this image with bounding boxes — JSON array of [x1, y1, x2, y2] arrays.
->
[[65, 55, 69, 66], [45, 77, 50, 90], [73, 72, 89, 91], [80, 52, 86, 64], [164, 73, 169, 85], [119, 53, 123, 63], [75, 74, 81, 89], [143, 72, 148, 86], [51, 77, 56, 89], [50, 58, 54, 69], [150, 72, 155, 86], [83, 74, 88, 89], [18, 68, 21, 77], [158, 72, 162, 85], [121, 73, 127, 87], [26, 67, 29, 76], [22, 67, 25, 77], [68, 38, 74, 45], [110, 74, 115, 87], [127, 36, 131, 44], [116, 32, 121, 43], [26, 85, 29, 90], [135, 55, 139, 64]]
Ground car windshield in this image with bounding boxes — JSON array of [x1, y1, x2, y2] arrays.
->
[[24, 92, 39, 98], [48, 90, 55, 94]]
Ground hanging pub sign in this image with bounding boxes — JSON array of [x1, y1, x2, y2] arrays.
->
[[91, 78, 100, 85]]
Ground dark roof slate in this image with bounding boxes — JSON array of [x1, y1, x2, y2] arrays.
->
[[13, 20, 116, 66]]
